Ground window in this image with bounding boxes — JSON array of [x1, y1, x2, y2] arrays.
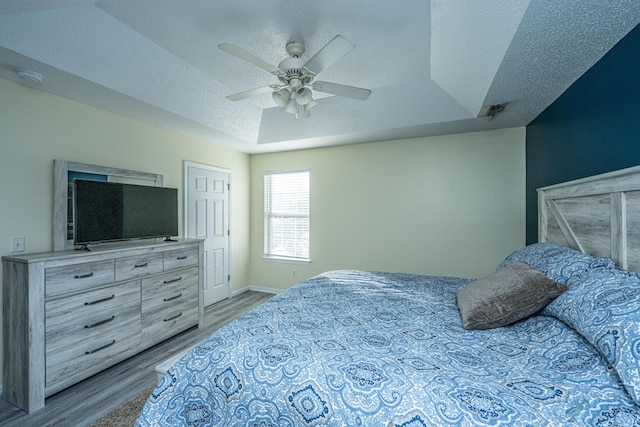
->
[[264, 170, 310, 261]]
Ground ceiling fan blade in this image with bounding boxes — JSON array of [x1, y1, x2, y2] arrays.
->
[[218, 42, 279, 74], [312, 81, 371, 100], [226, 85, 275, 101], [303, 35, 354, 75]]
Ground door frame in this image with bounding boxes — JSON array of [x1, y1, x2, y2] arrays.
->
[[183, 160, 232, 302]]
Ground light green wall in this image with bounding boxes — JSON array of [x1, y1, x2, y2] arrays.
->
[[0, 78, 251, 388], [0, 76, 527, 393], [250, 127, 526, 290]]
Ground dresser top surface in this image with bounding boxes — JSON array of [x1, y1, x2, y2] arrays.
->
[[2, 238, 203, 264]]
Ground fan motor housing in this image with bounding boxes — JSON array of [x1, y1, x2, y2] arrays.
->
[[277, 55, 313, 85]]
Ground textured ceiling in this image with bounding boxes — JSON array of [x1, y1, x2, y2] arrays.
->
[[0, 1, 639, 154]]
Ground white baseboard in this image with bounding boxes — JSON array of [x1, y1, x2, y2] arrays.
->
[[232, 285, 281, 297]]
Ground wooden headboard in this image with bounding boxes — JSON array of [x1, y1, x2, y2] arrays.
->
[[538, 165, 640, 272]]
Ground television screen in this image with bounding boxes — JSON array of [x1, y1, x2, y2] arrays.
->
[[73, 179, 178, 245]]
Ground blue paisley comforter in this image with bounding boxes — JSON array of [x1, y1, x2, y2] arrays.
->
[[137, 266, 640, 426]]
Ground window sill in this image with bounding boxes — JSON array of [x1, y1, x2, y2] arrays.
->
[[262, 256, 311, 265]]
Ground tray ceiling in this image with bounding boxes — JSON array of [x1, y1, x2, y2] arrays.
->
[[1, 1, 638, 153]]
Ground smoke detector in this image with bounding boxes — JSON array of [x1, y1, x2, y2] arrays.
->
[[15, 68, 44, 86]]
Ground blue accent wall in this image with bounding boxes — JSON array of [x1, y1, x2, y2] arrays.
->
[[526, 24, 640, 243]]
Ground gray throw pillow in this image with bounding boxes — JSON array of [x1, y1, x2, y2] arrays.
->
[[456, 262, 567, 330]]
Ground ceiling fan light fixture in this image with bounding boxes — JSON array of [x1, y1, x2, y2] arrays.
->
[[294, 87, 313, 105], [284, 98, 298, 114], [296, 104, 310, 119], [272, 88, 291, 107]]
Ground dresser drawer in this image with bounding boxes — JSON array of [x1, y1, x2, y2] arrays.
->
[[45, 260, 115, 297], [141, 267, 198, 343], [45, 281, 141, 388], [142, 300, 198, 344], [45, 324, 140, 390], [45, 281, 141, 354], [141, 267, 198, 314], [115, 252, 163, 282], [163, 247, 199, 270]]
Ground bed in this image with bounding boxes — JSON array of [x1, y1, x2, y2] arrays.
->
[[136, 167, 640, 426]]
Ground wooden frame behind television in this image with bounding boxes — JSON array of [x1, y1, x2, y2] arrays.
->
[[53, 160, 163, 251]]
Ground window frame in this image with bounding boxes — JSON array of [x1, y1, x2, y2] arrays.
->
[[263, 169, 311, 263]]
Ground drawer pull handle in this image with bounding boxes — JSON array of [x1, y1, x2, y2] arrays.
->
[[85, 315, 115, 329], [85, 340, 116, 355], [163, 276, 182, 284], [176, 255, 188, 260], [164, 293, 183, 302], [164, 312, 183, 322], [85, 295, 115, 306], [134, 262, 149, 268], [74, 272, 94, 279]]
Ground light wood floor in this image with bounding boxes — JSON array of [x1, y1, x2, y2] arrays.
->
[[0, 290, 274, 427]]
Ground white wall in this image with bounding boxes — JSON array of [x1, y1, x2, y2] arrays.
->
[[0, 78, 251, 391], [250, 128, 526, 290]]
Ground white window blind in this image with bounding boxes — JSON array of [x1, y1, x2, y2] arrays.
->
[[264, 170, 310, 261]]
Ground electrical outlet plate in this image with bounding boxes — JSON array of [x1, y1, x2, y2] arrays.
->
[[11, 237, 25, 253]]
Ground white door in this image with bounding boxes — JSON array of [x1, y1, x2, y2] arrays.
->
[[185, 162, 231, 306]]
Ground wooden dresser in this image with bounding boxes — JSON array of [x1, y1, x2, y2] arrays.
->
[[2, 239, 203, 413]]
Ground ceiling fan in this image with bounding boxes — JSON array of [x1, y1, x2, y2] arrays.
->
[[218, 35, 372, 119]]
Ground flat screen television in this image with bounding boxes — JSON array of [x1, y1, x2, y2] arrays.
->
[[73, 179, 178, 247]]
